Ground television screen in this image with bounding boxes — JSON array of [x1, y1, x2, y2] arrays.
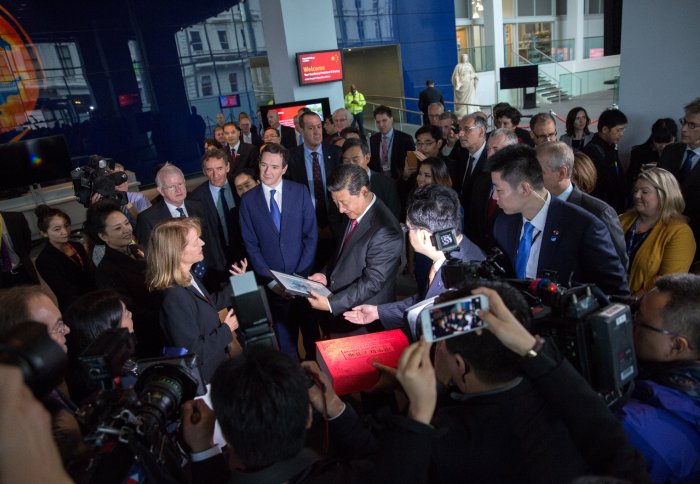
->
[[296, 49, 343, 86], [0, 135, 73, 193], [261, 98, 331, 129], [219, 94, 240, 108], [500, 65, 539, 89]]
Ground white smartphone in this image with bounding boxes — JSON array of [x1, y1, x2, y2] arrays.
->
[[419, 294, 489, 343]]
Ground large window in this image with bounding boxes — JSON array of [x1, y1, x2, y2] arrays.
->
[[218, 31, 229, 50], [190, 31, 203, 51], [586, 0, 604, 14], [228, 72, 238, 92], [201, 75, 212, 96], [56, 44, 75, 77]]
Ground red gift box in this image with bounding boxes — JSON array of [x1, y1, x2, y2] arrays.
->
[[316, 329, 408, 395]]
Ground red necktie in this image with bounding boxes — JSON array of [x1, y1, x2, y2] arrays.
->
[[341, 219, 358, 252]]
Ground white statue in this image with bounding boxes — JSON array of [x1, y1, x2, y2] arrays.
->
[[451, 54, 479, 116]]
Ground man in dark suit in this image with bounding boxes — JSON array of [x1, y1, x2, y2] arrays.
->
[[658, 97, 700, 262], [341, 138, 400, 220], [267, 109, 297, 149], [537, 141, 629, 269], [286, 111, 343, 269], [136, 163, 226, 291], [489, 145, 629, 295], [307, 164, 403, 336], [465, 128, 518, 252], [0, 211, 39, 288], [345, 185, 484, 331], [369, 105, 416, 180], [455, 114, 488, 231], [238, 112, 262, 147], [222, 122, 257, 174], [418, 80, 444, 125], [239, 143, 318, 358], [188, 149, 246, 266]]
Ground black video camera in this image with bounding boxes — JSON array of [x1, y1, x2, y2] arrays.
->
[[71, 157, 128, 208], [229, 272, 278, 349]]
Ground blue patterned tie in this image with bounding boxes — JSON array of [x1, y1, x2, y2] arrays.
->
[[177, 207, 207, 279], [680, 150, 697, 179], [270, 189, 281, 231], [515, 222, 535, 279]]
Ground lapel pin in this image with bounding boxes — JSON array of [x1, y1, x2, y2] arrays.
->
[[550, 230, 559, 242]]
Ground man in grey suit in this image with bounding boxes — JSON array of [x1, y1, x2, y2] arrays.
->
[[536, 141, 629, 269], [344, 185, 484, 332], [341, 138, 400, 220], [658, 97, 700, 262], [307, 164, 403, 336]]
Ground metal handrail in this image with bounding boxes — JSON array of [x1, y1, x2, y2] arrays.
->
[[531, 47, 583, 84], [364, 94, 491, 117], [513, 50, 563, 103]]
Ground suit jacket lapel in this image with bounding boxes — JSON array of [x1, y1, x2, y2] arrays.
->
[[255, 186, 279, 235], [186, 281, 213, 306], [538, 200, 563, 275]]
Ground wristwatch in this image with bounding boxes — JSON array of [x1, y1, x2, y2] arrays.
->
[[524, 335, 545, 359]]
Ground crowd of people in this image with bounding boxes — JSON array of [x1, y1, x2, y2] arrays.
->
[[1, 93, 699, 483]]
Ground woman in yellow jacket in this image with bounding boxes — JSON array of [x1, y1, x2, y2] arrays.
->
[[620, 167, 696, 295]]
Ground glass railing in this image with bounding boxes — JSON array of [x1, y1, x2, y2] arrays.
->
[[560, 66, 620, 99], [583, 36, 604, 59], [458, 45, 495, 72], [550, 38, 574, 62]]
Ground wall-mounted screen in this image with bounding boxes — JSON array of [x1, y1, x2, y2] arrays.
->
[[0, 135, 73, 195], [219, 94, 240, 108], [261, 98, 331, 129], [296, 49, 343, 86]]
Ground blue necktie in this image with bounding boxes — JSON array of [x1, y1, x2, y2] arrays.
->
[[680, 150, 697, 178], [515, 222, 535, 279], [270, 189, 281, 231], [177, 207, 206, 279]]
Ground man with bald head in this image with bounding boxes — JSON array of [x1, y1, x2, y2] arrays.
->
[[266, 109, 297, 149], [427, 102, 444, 127], [332, 108, 353, 132]]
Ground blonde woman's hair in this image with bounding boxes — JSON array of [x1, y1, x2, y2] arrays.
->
[[146, 217, 202, 291], [572, 152, 597, 194], [633, 167, 686, 223]]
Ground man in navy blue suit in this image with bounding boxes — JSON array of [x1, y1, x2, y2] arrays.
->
[[239, 143, 318, 359], [344, 184, 485, 332], [488, 145, 629, 295]]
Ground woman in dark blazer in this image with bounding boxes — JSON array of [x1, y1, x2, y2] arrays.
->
[[34, 205, 94, 312], [146, 217, 238, 383], [84, 200, 165, 358]]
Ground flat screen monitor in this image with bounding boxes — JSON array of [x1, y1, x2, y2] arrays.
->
[[219, 94, 240, 109], [261, 98, 331, 129], [499, 65, 539, 89], [0, 135, 73, 193], [296, 49, 343, 86]]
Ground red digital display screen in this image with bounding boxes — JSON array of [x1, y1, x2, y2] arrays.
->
[[270, 102, 324, 128], [118, 93, 140, 108], [296, 49, 343, 86], [219, 94, 240, 108]]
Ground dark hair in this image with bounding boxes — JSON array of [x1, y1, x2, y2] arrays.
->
[[340, 126, 361, 138], [529, 112, 556, 131], [204, 138, 223, 150], [417, 157, 452, 187], [415, 124, 443, 143], [373, 105, 393, 118], [234, 167, 257, 182], [299, 111, 321, 129], [210, 347, 309, 469], [442, 280, 531, 384], [84, 200, 123, 246], [684, 97, 700, 116], [0, 286, 49, 335], [34, 205, 70, 234], [487, 144, 544, 190], [342, 138, 370, 156], [495, 106, 522, 126], [222, 121, 238, 131], [259, 142, 288, 166], [655, 274, 700, 353], [64, 289, 124, 353], [407, 184, 461, 235], [597, 109, 628, 131], [650, 118, 678, 144], [327, 163, 369, 195], [201, 148, 229, 167], [565, 107, 590, 136], [426, 79, 434, 86]]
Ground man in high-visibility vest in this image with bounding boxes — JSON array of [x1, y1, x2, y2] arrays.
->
[[344, 84, 367, 137]]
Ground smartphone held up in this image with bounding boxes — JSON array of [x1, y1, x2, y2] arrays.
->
[[420, 294, 489, 342]]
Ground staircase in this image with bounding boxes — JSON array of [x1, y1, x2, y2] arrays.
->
[[536, 74, 571, 103]]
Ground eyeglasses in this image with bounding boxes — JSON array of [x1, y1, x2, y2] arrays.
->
[[534, 132, 558, 142], [459, 126, 479, 134], [50, 320, 68, 335], [162, 182, 185, 191], [679, 118, 700, 130], [416, 140, 436, 148], [634, 321, 694, 349]]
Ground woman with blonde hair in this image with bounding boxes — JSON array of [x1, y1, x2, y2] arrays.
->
[[146, 217, 238, 382], [571, 152, 597, 194], [620, 167, 696, 294]]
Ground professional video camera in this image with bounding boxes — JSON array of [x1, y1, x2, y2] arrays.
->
[[429, 228, 637, 408], [72, 328, 206, 483], [71, 156, 128, 208], [229, 272, 278, 349]]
